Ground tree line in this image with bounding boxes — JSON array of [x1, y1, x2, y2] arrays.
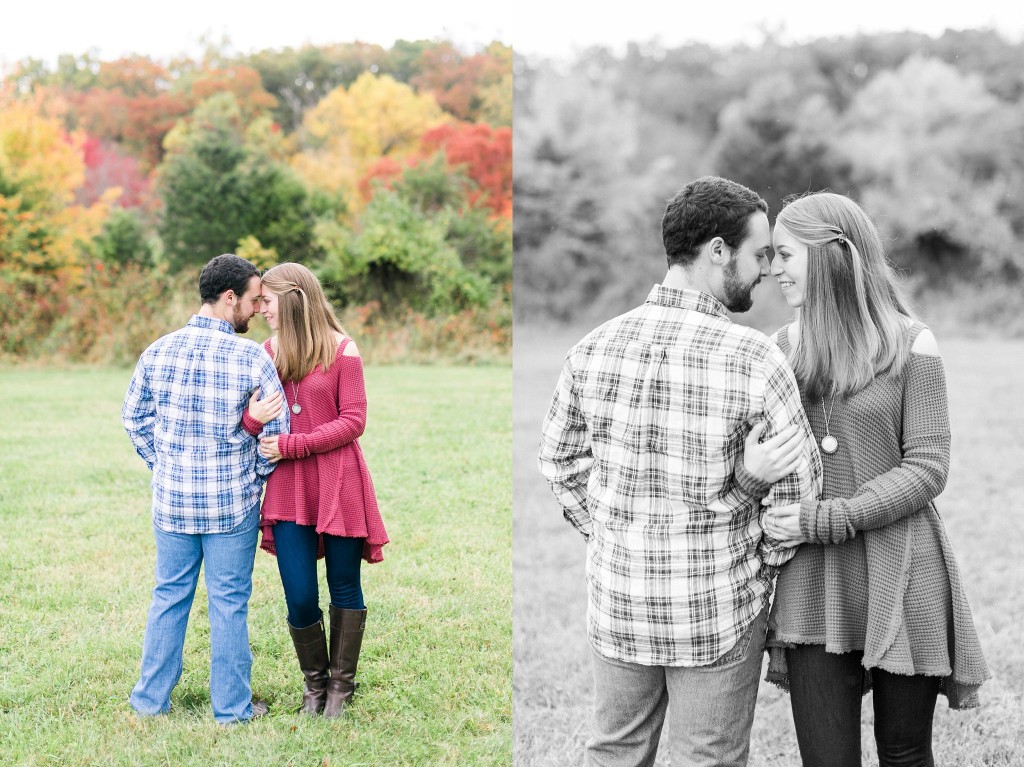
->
[[0, 40, 511, 361]]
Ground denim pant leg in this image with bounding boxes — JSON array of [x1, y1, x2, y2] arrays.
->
[[273, 521, 323, 628], [586, 648, 668, 767], [201, 507, 259, 723], [786, 644, 864, 767], [322, 534, 365, 610], [872, 668, 940, 767], [130, 524, 203, 716], [663, 608, 768, 767]]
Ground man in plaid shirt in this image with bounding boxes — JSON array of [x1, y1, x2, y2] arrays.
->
[[539, 177, 822, 766], [123, 254, 289, 724]]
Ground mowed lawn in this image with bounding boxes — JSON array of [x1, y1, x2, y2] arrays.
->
[[514, 324, 1024, 766], [0, 364, 511, 767]]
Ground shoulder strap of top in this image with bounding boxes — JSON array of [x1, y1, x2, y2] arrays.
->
[[906, 319, 927, 345], [776, 323, 793, 355], [263, 337, 274, 358], [337, 335, 351, 356]]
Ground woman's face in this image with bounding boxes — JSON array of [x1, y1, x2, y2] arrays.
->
[[771, 222, 810, 308], [260, 286, 280, 330]]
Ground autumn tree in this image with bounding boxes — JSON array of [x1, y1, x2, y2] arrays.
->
[[188, 65, 278, 124], [77, 135, 152, 209], [317, 156, 507, 314], [0, 89, 114, 352], [421, 122, 511, 217], [290, 72, 449, 217], [411, 41, 511, 123], [477, 42, 513, 127], [243, 42, 391, 133], [157, 92, 315, 270], [72, 79, 190, 171]]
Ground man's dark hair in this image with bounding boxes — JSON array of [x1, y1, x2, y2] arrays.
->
[[661, 176, 768, 269], [198, 254, 260, 304]]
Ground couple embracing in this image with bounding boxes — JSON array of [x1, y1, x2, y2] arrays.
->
[[538, 177, 990, 766], [122, 254, 387, 724]]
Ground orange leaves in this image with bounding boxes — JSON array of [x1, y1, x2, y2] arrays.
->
[[190, 65, 278, 122]]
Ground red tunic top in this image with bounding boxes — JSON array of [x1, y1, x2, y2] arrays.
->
[[243, 337, 388, 563]]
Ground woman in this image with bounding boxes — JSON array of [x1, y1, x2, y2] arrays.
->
[[245, 262, 389, 717], [740, 192, 989, 766]]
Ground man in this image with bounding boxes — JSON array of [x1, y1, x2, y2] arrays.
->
[[123, 253, 289, 724], [538, 176, 823, 766]]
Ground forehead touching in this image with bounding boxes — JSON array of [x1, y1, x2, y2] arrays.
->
[[772, 221, 800, 249], [741, 211, 771, 250], [240, 274, 263, 298]]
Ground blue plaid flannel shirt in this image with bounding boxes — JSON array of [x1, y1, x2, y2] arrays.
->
[[122, 315, 290, 534]]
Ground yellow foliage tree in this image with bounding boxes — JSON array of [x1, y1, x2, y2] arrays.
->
[[1, 87, 115, 353], [290, 72, 449, 216], [0, 88, 114, 276]]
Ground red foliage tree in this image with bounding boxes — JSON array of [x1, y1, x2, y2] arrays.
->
[[77, 135, 153, 209], [358, 122, 511, 218], [190, 65, 278, 122], [412, 43, 506, 122], [358, 156, 409, 200], [72, 87, 189, 170], [421, 122, 511, 218]]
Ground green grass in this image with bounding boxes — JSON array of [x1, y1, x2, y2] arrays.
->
[[0, 364, 511, 766], [513, 324, 1024, 766]]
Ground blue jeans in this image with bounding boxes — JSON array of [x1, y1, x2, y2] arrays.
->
[[130, 506, 260, 723], [272, 522, 364, 628], [586, 608, 768, 767]]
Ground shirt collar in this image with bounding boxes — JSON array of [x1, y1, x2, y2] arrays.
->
[[187, 314, 236, 335], [645, 284, 730, 320]]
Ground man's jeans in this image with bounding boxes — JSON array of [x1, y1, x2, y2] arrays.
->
[[130, 506, 260, 724], [586, 608, 768, 767]]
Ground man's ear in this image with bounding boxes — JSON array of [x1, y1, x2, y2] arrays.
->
[[223, 289, 235, 305], [707, 236, 729, 265]]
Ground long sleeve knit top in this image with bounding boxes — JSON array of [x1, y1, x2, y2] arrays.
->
[[764, 321, 988, 709], [243, 336, 389, 563]]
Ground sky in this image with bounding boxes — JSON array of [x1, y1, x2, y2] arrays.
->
[[2, 1, 1023, 70]]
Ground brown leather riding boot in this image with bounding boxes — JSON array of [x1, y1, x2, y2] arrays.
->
[[322, 606, 366, 718], [288, 614, 330, 715]]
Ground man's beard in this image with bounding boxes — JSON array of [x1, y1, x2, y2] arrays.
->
[[232, 304, 250, 333], [722, 256, 757, 313]]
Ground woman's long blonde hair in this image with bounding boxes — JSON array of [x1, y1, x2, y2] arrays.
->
[[262, 262, 346, 382], [776, 192, 916, 400]]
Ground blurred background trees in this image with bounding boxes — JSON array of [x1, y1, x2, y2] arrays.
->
[[514, 29, 1024, 336], [0, 39, 511, 363]]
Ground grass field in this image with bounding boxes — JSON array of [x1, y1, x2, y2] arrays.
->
[[0, 363, 511, 766], [513, 324, 1024, 766]]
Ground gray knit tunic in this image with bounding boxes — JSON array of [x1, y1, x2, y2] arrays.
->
[[764, 322, 989, 709]]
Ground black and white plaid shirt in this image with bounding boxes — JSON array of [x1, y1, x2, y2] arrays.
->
[[539, 285, 822, 666]]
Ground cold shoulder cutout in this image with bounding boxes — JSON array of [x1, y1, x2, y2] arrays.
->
[[911, 327, 939, 356]]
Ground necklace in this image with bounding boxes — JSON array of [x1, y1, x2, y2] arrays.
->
[[290, 381, 302, 415], [820, 393, 838, 454]]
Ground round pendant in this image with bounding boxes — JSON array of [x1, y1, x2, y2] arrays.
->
[[291, 403, 302, 415], [821, 435, 838, 454]]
